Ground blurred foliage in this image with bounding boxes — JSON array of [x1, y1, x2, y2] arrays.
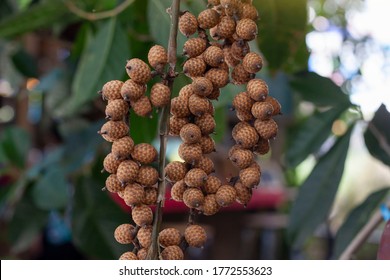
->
[[0, 0, 389, 260]]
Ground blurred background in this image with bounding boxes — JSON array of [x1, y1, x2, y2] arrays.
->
[[0, 0, 389, 260]]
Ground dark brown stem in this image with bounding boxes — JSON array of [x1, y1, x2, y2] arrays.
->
[[147, 0, 180, 260]]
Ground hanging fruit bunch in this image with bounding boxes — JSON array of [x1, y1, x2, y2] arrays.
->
[[96, 0, 281, 260]]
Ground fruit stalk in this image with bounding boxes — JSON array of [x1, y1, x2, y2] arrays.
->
[[147, 0, 181, 260]]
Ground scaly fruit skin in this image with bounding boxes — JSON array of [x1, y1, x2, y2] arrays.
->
[[170, 180, 187, 201], [130, 95, 152, 117], [169, 116, 189, 136], [199, 136, 216, 154], [265, 96, 282, 115], [125, 58, 151, 84], [192, 77, 214, 97], [254, 138, 270, 155], [198, 194, 220, 215], [105, 99, 129, 121], [143, 187, 158, 205], [123, 183, 145, 206], [254, 118, 278, 140], [170, 96, 191, 118], [215, 16, 236, 39], [215, 185, 237, 207], [242, 3, 258, 20], [188, 94, 210, 116], [232, 92, 254, 112], [236, 18, 258, 41], [98, 121, 129, 142], [111, 136, 134, 160], [184, 168, 208, 188], [203, 175, 222, 194], [251, 102, 274, 120], [247, 79, 268, 101], [183, 187, 205, 208], [101, 80, 123, 100], [150, 83, 171, 108], [185, 225, 207, 248], [119, 252, 138, 260], [178, 143, 203, 164], [183, 38, 207, 58], [229, 148, 254, 169], [232, 122, 251, 139], [137, 226, 152, 248], [234, 180, 252, 205], [242, 52, 263, 74], [105, 174, 123, 193], [179, 11, 198, 37], [231, 40, 250, 60], [239, 166, 261, 188], [136, 166, 159, 186], [203, 46, 225, 67], [179, 84, 195, 100], [131, 143, 157, 165], [194, 113, 216, 135], [147, 45, 168, 71], [137, 248, 147, 260], [116, 160, 139, 185], [161, 245, 184, 260], [233, 125, 259, 149], [236, 109, 254, 122], [114, 224, 134, 244], [193, 156, 215, 175], [198, 9, 221, 29], [183, 57, 207, 78], [159, 228, 182, 248], [232, 64, 254, 85], [165, 161, 188, 182], [121, 79, 146, 101], [205, 68, 230, 88], [180, 123, 202, 144], [132, 204, 153, 226], [103, 153, 122, 173], [224, 46, 240, 68]]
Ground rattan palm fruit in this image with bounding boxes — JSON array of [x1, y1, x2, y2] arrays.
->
[[121, 79, 146, 101], [148, 45, 168, 72], [251, 102, 274, 120], [171, 180, 187, 201], [137, 248, 147, 260], [194, 113, 216, 135], [231, 40, 250, 60], [178, 84, 195, 100], [114, 223, 134, 244], [170, 96, 191, 118], [150, 83, 171, 108], [239, 166, 261, 188], [103, 152, 122, 173], [98, 121, 129, 142], [183, 57, 207, 78], [178, 143, 203, 164], [179, 11, 198, 37], [236, 109, 255, 122], [169, 116, 190, 136], [265, 96, 282, 115], [119, 251, 138, 260], [232, 121, 251, 139], [165, 161, 188, 182], [203, 175, 222, 194], [215, 184, 237, 207], [125, 58, 151, 84], [131, 143, 157, 165], [193, 155, 215, 175], [136, 165, 159, 186], [247, 79, 268, 102], [183, 187, 205, 208], [185, 225, 207, 248], [242, 52, 263, 73], [180, 123, 202, 144], [105, 99, 129, 121], [215, 16, 236, 39], [254, 138, 270, 155], [204, 68, 230, 88], [188, 94, 210, 116], [183, 38, 207, 58], [234, 180, 252, 205], [203, 46, 225, 67], [199, 135, 216, 154], [101, 80, 123, 100], [229, 148, 254, 169], [105, 174, 123, 193], [111, 136, 134, 160], [130, 95, 153, 117], [192, 77, 214, 97], [236, 18, 258, 41], [131, 204, 153, 226], [208, 87, 221, 100], [137, 226, 152, 248], [223, 46, 241, 68], [117, 160, 139, 185], [184, 168, 208, 188], [254, 118, 278, 139], [232, 92, 254, 112], [233, 124, 259, 149], [198, 8, 221, 29], [242, 3, 258, 20], [143, 187, 158, 205], [123, 183, 145, 206], [161, 245, 184, 260], [158, 228, 182, 248], [232, 64, 255, 84], [199, 194, 220, 215]]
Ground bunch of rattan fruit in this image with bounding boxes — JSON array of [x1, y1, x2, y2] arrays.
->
[[97, 0, 281, 260]]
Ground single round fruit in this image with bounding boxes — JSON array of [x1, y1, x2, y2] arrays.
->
[[236, 18, 258, 41], [123, 183, 145, 206], [111, 136, 134, 160], [184, 225, 207, 248], [179, 11, 198, 37], [105, 99, 129, 121], [161, 245, 184, 260], [183, 187, 205, 208], [254, 118, 278, 140], [105, 174, 123, 193], [239, 166, 261, 188], [117, 160, 140, 185], [178, 143, 203, 164], [130, 95, 152, 117], [119, 251, 138, 260], [170, 180, 187, 202], [132, 204, 153, 226], [136, 165, 159, 186], [103, 153, 122, 173], [121, 79, 146, 101], [184, 168, 208, 188], [198, 9, 220, 29], [101, 80, 123, 100], [247, 79, 268, 101], [215, 184, 237, 207], [199, 194, 220, 215], [180, 123, 202, 144], [159, 228, 182, 248], [183, 38, 207, 58], [114, 224, 134, 244], [125, 58, 151, 84], [137, 226, 152, 248], [242, 52, 263, 74], [150, 83, 170, 108], [148, 45, 168, 71], [165, 161, 188, 182], [131, 143, 157, 165], [203, 175, 222, 194], [98, 121, 129, 142]]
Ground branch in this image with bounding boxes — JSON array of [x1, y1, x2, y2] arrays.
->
[[339, 200, 390, 260], [147, 0, 180, 260], [64, 0, 135, 21]]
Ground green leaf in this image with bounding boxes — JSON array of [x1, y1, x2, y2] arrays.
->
[[290, 72, 351, 107], [31, 168, 68, 210], [333, 187, 390, 258], [0, 1, 75, 38], [364, 104, 390, 166], [0, 126, 31, 168], [286, 104, 350, 168], [287, 125, 354, 249], [62, 18, 130, 116], [72, 171, 128, 259], [253, 0, 308, 72], [130, 110, 158, 144], [213, 106, 227, 143], [11, 48, 38, 78]]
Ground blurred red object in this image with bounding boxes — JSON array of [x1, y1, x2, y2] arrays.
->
[[377, 220, 390, 260]]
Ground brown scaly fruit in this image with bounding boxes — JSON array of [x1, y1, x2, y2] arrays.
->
[[231, 40, 250, 60], [198, 9, 221, 29], [239, 166, 261, 188], [150, 83, 170, 108], [123, 183, 145, 206], [114, 224, 134, 244], [241, 3, 258, 20], [233, 124, 259, 149], [131, 204, 153, 226], [253, 138, 270, 155], [208, 0, 221, 6], [119, 252, 138, 260], [170, 180, 187, 201], [161, 245, 184, 260], [242, 52, 263, 74], [131, 143, 157, 165], [158, 228, 182, 248], [183, 38, 207, 58], [203, 46, 225, 67], [178, 143, 203, 164], [165, 161, 188, 182], [98, 121, 129, 142], [116, 160, 139, 185], [236, 18, 258, 41], [143, 187, 158, 205], [199, 135, 216, 154], [208, 87, 221, 100], [184, 224, 207, 248], [121, 79, 146, 101], [251, 102, 274, 120], [193, 156, 215, 175], [100, 80, 123, 101], [103, 153, 122, 173], [111, 136, 134, 160], [215, 16, 236, 39], [232, 121, 251, 139], [234, 180, 252, 205], [188, 94, 210, 116], [179, 11, 198, 37], [198, 194, 220, 215], [204, 68, 230, 88], [130, 95, 153, 117], [147, 45, 168, 72], [203, 175, 222, 194], [178, 84, 195, 100], [220, 0, 242, 17], [215, 184, 237, 207], [231, 64, 255, 85], [194, 113, 216, 135], [223, 46, 241, 68], [229, 148, 254, 169], [192, 77, 214, 97], [169, 116, 190, 136], [183, 187, 205, 208], [232, 92, 254, 112], [105, 174, 123, 193], [265, 96, 282, 115], [105, 99, 129, 121], [254, 118, 278, 139], [236, 109, 255, 122], [170, 96, 191, 118], [184, 168, 208, 188], [136, 166, 159, 186], [137, 248, 147, 260], [183, 57, 207, 78], [137, 226, 152, 248], [125, 58, 151, 84], [180, 123, 202, 144]]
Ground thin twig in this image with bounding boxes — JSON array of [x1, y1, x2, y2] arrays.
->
[[339, 200, 390, 260], [64, 0, 135, 21], [147, 0, 181, 260]]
